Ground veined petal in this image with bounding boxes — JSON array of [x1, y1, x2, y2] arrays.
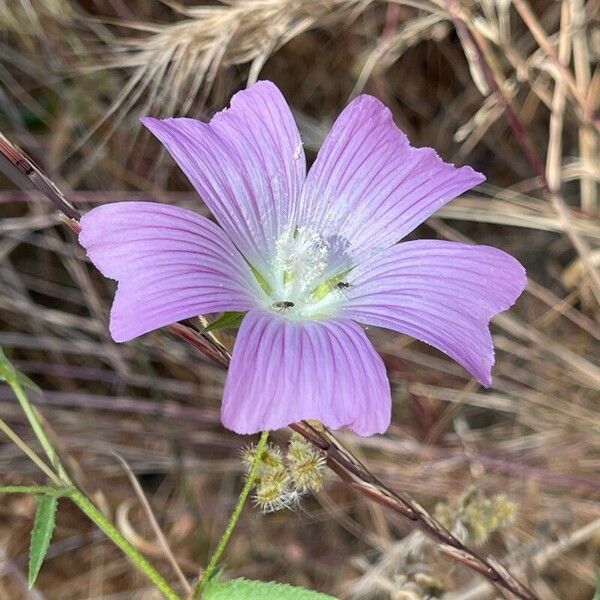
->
[[340, 241, 526, 385], [299, 95, 484, 262], [79, 202, 264, 342], [222, 310, 391, 436], [142, 81, 305, 274]]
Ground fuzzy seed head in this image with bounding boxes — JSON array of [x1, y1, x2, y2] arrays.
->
[[241, 442, 284, 480], [286, 433, 326, 493], [435, 487, 516, 546], [254, 465, 294, 513]]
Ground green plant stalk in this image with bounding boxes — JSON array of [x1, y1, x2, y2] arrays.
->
[[192, 430, 270, 599], [69, 489, 181, 600], [4, 372, 182, 600], [10, 378, 71, 483], [0, 485, 61, 495]]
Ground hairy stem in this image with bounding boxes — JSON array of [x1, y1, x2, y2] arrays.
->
[[0, 485, 63, 495], [3, 369, 181, 600], [192, 430, 269, 599]]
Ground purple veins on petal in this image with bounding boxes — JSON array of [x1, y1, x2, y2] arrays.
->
[[141, 81, 305, 278], [78, 80, 528, 436], [79, 202, 264, 342], [340, 240, 527, 386], [221, 309, 391, 436], [298, 94, 485, 262]]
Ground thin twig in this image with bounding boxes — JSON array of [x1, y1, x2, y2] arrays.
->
[[113, 452, 192, 594], [0, 131, 80, 221], [0, 417, 61, 485], [149, 321, 540, 600]]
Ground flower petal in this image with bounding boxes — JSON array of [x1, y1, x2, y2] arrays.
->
[[79, 202, 264, 342], [299, 95, 485, 261], [142, 81, 305, 274], [340, 241, 526, 385], [221, 310, 391, 435]]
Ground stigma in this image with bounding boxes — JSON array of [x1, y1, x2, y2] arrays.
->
[[265, 226, 347, 318]]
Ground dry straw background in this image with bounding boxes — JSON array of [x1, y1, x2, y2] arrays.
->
[[0, 1, 599, 598]]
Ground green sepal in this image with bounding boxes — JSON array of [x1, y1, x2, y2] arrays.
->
[[204, 577, 338, 599], [202, 312, 246, 333]]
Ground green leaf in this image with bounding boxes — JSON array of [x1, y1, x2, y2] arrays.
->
[[202, 312, 245, 333], [0, 345, 17, 384], [28, 495, 58, 587], [593, 572, 600, 600], [0, 344, 40, 391], [204, 578, 338, 600]]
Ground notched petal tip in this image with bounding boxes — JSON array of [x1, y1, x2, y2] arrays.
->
[[299, 91, 488, 260], [342, 241, 525, 389], [79, 201, 262, 343], [107, 311, 133, 344]]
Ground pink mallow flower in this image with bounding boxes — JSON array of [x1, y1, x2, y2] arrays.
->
[[79, 81, 526, 436]]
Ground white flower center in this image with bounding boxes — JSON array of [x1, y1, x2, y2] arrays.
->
[[263, 226, 349, 319]]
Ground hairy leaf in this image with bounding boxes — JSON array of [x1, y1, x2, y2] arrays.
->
[[204, 577, 338, 599]]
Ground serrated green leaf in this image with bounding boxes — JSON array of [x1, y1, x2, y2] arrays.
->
[[204, 578, 338, 600], [28, 495, 58, 587], [202, 312, 245, 333]]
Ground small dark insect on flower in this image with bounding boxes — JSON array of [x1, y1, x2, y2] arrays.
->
[[336, 281, 350, 289], [272, 300, 295, 309]]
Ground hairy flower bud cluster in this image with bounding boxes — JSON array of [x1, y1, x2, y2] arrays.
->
[[434, 487, 516, 545], [241, 433, 326, 513]]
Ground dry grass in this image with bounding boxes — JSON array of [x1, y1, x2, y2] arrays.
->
[[0, 0, 599, 598]]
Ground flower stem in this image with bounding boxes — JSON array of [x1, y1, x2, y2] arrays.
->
[[10, 378, 71, 483], [69, 489, 181, 600], [4, 370, 182, 600], [192, 430, 269, 599], [0, 485, 62, 495]]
